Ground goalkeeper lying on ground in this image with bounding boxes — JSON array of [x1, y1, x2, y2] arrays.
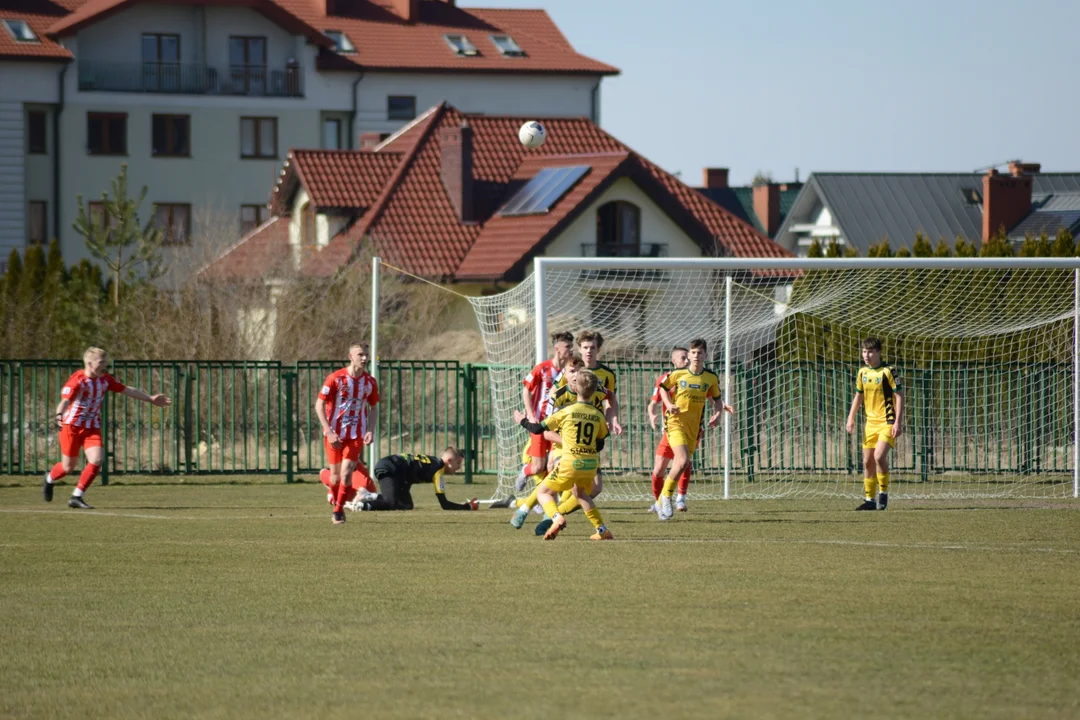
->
[[346, 447, 478, 512]]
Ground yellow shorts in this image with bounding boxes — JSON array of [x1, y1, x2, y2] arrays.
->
[[666, 425, 699, 455], [864, 422, 895, 449], [540, 456, 599, 493]]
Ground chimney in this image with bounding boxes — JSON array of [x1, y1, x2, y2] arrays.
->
[[753, 183, 781, 237], [440, 121, 474, 223], [390, 0, 421, 22], [982, 168, 1032, 241], [359, 132, 381, 150], [1008, 160, 1041, 176], [702, 167, 728, 189]]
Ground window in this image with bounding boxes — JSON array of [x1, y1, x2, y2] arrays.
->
[[324, 29, 355, 53], [240, 117, 277, 158], [387, 96, 416, 121], [2, 19, 38, 43], [154, 204, 191, 245], [229, 36, 267, 93], [27, 110, 46, 154], [443, 34, 478, 56], [28, 201, 46, 243], [152, 114, 190, 156], [142, 33, 180, 91], [322, 118, 341, 149], [499, 166, 591, 216], [241, 204, 270, 235], [596, 201, 641, 256], [490, 34, 525, 57], [87, 112, 127, 155]]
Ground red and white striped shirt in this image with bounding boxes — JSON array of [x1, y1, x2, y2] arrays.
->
[[318, 369, 380, 440], [60, 370, 127, 429], [523, 359, 559, 420], [651, 370, 672, 404]]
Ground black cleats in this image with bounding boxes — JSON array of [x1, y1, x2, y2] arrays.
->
[[878, 492, 889, 510], [332, 511, 346, 524], [68, 496, 93, 509], [855, 499, 878, 511], [43, 475, 54, 503]]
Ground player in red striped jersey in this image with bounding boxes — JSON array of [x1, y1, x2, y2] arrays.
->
[[44, 347, 171, 509], [316, 342, 380, 525], [517, 330, 574, 490], [648, 346, 693, 512]]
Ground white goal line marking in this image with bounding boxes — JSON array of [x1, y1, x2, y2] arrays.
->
[[617, 537, 1077, 553]]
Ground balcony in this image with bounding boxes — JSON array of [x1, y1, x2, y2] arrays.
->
[[78, 62, 304, 97], [578, 243, 669, 281]]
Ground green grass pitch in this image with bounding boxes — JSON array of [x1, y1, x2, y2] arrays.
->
[[1, 476, 1079, 719]]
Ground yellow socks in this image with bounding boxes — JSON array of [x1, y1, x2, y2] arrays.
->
[[540, 497, 560, 520], [877, 471, 889, 494], [518, 484, 541, 511], [557, 490, 580, 516], [661, 477, 678, 498], [863, 476, 878, 501], [584, 506, 605, 531]]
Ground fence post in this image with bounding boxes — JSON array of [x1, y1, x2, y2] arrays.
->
[[183, 365, 194, 475], [462, 363, 474, 485], [282, 371, 297, 484], [100, 389, 111, 486]]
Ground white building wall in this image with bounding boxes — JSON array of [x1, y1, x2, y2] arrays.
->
[[76, 4, 200, 64]]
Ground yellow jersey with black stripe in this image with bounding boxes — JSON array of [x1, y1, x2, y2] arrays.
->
[[554, 363, 617, 399], [542, 401, 609, 478], [545, 384, 607, 458], [856, 363, 900, 424], [661, 367, 721, 434]]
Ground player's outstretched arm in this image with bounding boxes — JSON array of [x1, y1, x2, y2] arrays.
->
[[123, 387, 171, 407]]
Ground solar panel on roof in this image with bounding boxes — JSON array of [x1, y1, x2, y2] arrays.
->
[[499, 166, 590, 216]]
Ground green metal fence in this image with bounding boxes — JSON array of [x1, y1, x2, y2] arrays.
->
[[0, 360, 1072, 482]]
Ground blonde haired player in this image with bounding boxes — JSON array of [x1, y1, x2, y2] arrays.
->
[[43, 347, 171, 509], [655, 338, 732, 520], [513, 370, 612, 540], [846, 337, 903, 510]]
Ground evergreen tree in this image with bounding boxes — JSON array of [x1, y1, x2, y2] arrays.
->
[[825, 240, 842, 258], [1051, 227, 1075, 256], [954, 237, 977, 257], [895, 245, 911, 257], [1017, 233, 1039, 257], [912, 232, 933, 257], [933, 239, 952, 257], [979, 227, 1014, 257], [806, 238, 823, 258], [73, 163, 165, 306], [844, 245, 859, 257], [17, 243, 45, 308]]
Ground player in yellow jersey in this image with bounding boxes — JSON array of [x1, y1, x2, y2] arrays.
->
[[846, 337, 903, 510], [655, 338, 732, 520], [509, 357, 607, 530], [513, 370, 612, 540]]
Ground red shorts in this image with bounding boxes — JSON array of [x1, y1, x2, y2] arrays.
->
[[655, 434, 674, 460], [325, 436, 364, 465], [526, 432, 551, 460], [60, 425, 102, 457]]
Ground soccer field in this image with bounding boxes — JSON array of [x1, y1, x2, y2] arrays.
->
[[2, 477, 1079, 719]]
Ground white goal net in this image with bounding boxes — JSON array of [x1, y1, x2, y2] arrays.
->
[[468, 258, 1080, 502]]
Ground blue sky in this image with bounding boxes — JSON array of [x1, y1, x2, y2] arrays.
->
[[464, 0, 1080, 185]]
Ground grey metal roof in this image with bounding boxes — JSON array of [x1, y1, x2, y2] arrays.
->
[[775, 172, 1080, 255], [809, 173, 985, 254], [1009, 210, 1080, 240]]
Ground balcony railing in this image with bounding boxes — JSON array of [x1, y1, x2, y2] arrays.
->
[[578, 243, 670, 280], [78, 62, 303, 97]]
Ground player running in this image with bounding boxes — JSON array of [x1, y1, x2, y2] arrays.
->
[[316, 342, 379, 525], [655, 338, 732, 520], [513, 369, 612, 540], [43, 347, 171, 509]]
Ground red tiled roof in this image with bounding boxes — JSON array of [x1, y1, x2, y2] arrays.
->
[[205, 102, 790, 283], [310, 4, 618, 75], [199, 217, 291, 282], [0, 1, 78, 60], [274, 149, 403, 213]]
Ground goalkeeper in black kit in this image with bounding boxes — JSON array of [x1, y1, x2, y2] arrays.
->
[[350, 447, 478, 511]]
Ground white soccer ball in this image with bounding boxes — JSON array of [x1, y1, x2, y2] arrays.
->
[[518, 121, 547, 149]]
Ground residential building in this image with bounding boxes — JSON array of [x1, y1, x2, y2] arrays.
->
[[203, 102, 791, 355], [0, 0, 617, 265], [775, 162, 1080, 256], [695, 168, 802, 239]]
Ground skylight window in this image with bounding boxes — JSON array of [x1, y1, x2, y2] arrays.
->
[[443, 34, 479, 57], [500, 166, 591, 217], [324, 30, 355, 54], [3, 19, 39, 43], [490, 34, 524, 57]]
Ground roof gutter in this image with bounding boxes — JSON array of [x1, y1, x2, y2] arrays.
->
[[53, 61, 68, 247], [348, 66, 366, 149]]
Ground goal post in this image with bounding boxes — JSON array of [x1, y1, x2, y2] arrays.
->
[[464, 255, 1080, 502]]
